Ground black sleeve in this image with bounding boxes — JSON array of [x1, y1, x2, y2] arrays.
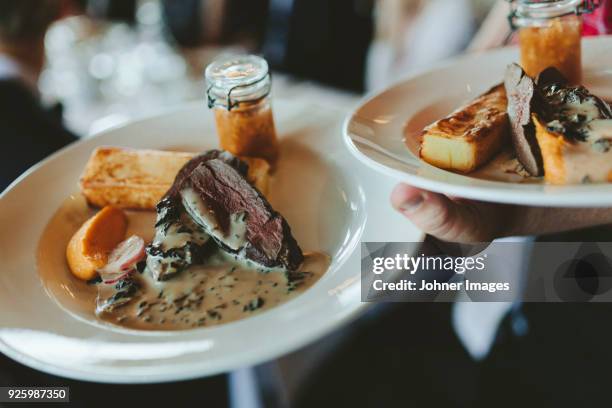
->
[[0, 79, 78, 192]]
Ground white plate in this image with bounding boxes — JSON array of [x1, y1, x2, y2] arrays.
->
[[344, 36, 612, 207], [0, 99, 421, 383]]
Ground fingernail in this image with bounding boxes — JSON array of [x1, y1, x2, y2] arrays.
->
[[399, 193, 425, 213]]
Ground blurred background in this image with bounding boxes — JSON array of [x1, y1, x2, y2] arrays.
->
[[0, 0, 539, 406], [5, 1, 612, 407], [38, 0, 499, 136]]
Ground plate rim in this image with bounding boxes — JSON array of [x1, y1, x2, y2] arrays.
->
[[0, 101, 375, 383], [343, 37, 612, 208]]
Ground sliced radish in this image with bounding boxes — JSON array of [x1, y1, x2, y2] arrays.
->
[[101, 270, 133, 285], [109, 235, 146, 269], [98, 235, 145, 283]]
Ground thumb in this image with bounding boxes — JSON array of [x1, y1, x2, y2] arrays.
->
[[390, 183, 503, 243]]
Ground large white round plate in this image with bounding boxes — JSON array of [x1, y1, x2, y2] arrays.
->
[[0, 100, 421, 382], [344, 36, 612, 207]]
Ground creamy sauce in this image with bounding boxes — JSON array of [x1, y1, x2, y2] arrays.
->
[[153, 214, 209, 251], [589, 119, 612, 140], [561, 141, 612, 184], [181, 187, 247, 250], [98, 251, 328, 330], [563, 98, 604, 122], [146, 211, 210, 280], [547, 93, 612, 183], [37, 195, 330, 331]]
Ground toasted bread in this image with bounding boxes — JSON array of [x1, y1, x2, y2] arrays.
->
[[420, 84, 510, 173], [80, 147, 271, 210], [80, 147, 194, 210]]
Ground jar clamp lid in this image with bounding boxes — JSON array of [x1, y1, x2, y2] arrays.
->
[[205, 55, 271, 111], [507, 0, 599, 28]]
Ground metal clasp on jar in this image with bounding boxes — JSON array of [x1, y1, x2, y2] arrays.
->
[[507, 0, 599, 29], [206, 73, 272, 111]]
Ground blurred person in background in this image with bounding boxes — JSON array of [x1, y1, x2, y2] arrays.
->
[[162, 0, 374, 92], [162, 0, 269, 48], [0, 0, 80, 191], [265, 0, 374, 92], [0, 2, 230, 405], [366, 0, 474, 91]]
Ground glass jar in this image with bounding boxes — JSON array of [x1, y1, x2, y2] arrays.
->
[[205, 55, 279, 164], [509, 0, 597, 84]]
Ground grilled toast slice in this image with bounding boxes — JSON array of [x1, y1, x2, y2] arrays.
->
[[80, 147, 270, 210], [80, 147, 193, 210], [420, 84, 510, 173]]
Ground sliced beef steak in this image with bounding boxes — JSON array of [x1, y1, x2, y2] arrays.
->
[[504, 63, 544, 176], [166, 149, 248, 198], [164, 150, 303, 271]]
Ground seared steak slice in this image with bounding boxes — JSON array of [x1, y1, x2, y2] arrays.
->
[[504, 63, 544, 176], [178, 158, 304, 271], [161, 150, 304, 271], [167, 149, 248, 198], [145, 150, 249, 280]]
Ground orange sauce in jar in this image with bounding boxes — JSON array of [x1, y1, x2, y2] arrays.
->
[[519, 15, 582, 84], [213, 99, 279, 164], [206, 55, 280, 165]]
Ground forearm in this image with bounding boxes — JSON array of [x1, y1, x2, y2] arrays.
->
[[505, 206, 612, 238], [392, 184, 612, 243]]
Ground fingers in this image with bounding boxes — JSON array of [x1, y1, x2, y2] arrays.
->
[[391, 184, 612, 242], [390, 183, 426, 214], [390, 183, 502, 243], [390, 184, 462, 241]]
